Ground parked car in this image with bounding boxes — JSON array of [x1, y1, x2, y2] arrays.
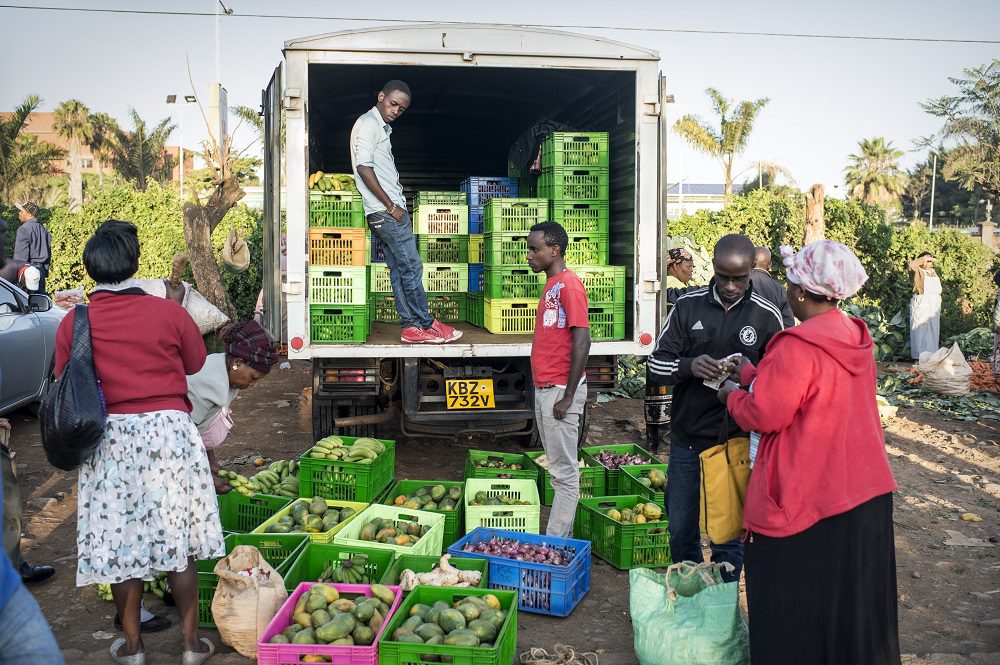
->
[[0, 278, 65, 415]]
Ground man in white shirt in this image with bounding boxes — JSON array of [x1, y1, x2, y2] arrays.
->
[[350, 80, 461, 344]]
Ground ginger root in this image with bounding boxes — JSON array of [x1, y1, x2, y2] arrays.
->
[[399, 554, 483, 591]]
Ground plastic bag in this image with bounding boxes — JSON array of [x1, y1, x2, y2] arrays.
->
[[38, 305, 107, 471], [133, 278, 230, 335], [211, 545, 287, 658], [915, 343, 973, 395], [629, 562, 749, 665], [223, 228, 250, 272]]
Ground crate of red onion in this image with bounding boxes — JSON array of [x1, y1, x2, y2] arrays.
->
[[447, 527, 590, 617], [580, 444, 659, 495]]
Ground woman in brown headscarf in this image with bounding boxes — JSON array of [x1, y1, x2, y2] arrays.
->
[[664, 247, 698, 304]]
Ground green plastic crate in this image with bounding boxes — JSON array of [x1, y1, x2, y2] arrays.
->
[[469, 234, 484, 263], [538, 166, 609, 203], [549, 201, 610, 234], [281, 541, 395, 590], [524, 451, 607, 506], [309, 304, 368, 343], [250, 498, 368, 543], [541, 132, 609, 169], [196, 533, 309, 628], [308, 266, 368, 305], [371, 292, 467, 323], [216, 492, 292, 535], [414, 191, 467, 207], [379, 554, 488, 589], [332, 503, 446, 558], [308, 190, 365, 228], [619, 464, 668, 507], [464, 450, 539, 482], [483, 267, 545, 299], [423, 263, 469, 293], [379, 587, 517, 665], [382, 480, 465, 548], [571, 264, 626, 304], [484, 232, 608, 266], [417, 235, 470, 263], [464, 478, 540, 534], [580, 444, 660, 494], [467, 292, 484, 327], [574, 495, 671, 569], [589, 303, 625, 341], [484, 198, 548, 233], [298, 437, 396, 502], [483, 297, 536, 335]]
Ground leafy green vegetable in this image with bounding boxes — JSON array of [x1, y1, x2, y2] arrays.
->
[[878, 373, 1000, 421]]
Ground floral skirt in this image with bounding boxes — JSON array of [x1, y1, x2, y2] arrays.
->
[[76, 410, 225, 586]]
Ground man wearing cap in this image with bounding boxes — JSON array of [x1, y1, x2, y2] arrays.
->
[[13, 202, 51, 295]]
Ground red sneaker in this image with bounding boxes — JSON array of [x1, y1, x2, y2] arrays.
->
[[430, 319, 463, 342], [401, 326, 444, 344]]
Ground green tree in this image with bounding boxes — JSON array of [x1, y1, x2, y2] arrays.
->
[[844, 137, 908, 210], [921, 59, 1000, 208], [0, 94, 65, 201], [53, 99, 94, 210], [106, 108, 175, 191], [902, 149, 982, 226], [673, 88, 770, 198], [87, 111, 120, 189]]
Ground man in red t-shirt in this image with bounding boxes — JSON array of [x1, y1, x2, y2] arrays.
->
[[527, 221, 591, 538]]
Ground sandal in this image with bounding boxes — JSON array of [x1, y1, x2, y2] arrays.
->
[[110, 638, 146, 665], [181, 637, 215, 665]]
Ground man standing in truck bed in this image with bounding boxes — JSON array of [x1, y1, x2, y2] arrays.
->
[[351, 80, 461, 344]]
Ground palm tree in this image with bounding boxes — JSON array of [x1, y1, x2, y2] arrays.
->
[[87, 111, 119, 188], [106, 108, 175, 191], [674, 88, 770, 198], [53, 99, 93, 209], [0, 94, 65, 202], [844, 137, 908, 208]]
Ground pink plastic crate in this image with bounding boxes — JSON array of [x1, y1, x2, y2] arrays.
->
[[257, 582, 403, 665]]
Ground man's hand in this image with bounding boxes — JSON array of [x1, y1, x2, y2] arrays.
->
[[691, 354, 729, 381], [717, 379, 741, 405], [553, 394, 573, 420], [389, 205, 405, 221], [730, 355, 752, 380]]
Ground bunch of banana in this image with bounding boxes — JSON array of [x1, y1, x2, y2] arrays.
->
[[308, 436, 386, 465], [309, 171, 358, 192], [217, 469, 256, 497], [246, 459, 300, 498], [318, 554, 372, 584], [97, 574, 169, 602]]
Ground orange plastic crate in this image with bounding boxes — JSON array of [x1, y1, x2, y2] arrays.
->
[[308, 228, 367, 266]]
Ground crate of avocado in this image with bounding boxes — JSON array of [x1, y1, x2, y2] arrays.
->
[[257, 581, 404, 665], [464, 450, 538, 482], [252, 497, 367, 543], [524, 451, 607, 506], [573, 496, 671, 570], [282, 542, 397, 592], [333, 504, 446, 558], [299, 435, 396, 503], [383, 480, 465, 547]]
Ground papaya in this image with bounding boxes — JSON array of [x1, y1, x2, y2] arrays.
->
[[309, 496, 328, 515], [425, 606, 443, 625], [282, 623, 304, 640], [643, 503, 663, 520], [424, 502, 438, 511], [352, 624, 375, 646], [394, 534, 412, 546], [292, 628, 316, 644], [648, 469, 666, 489], [331, 599, 356, 614], [606, 508, 622, 522], [396, 632, 425, 644], [375, 527, 398, 540], [410, 603, 432, 619], [635, 514, 647, 524], [486, 610, 506, 630], [331, 637, 354, 646], [315, 613, 356, 642], [620, 508, 634, 522], [368, 608, 384, 632], [448, 486, 463, 501], [403, 499, 421, 510], [339, 506, 356, 521], [311, 584, 340, 604], [360, 522, 379, 541], [290, 502, 310, 522], [310, 609, 332, 628], [415, 487, 430, 497], [354, 599, 376, 622], [415, 622, 444, 641], [394, 495, 407, 506], [467, 619, 498, 643], [370, 584, 396, 606], [305, 591, 328, 613], [301, 656, 330, 663], [293, 612, 313, 628], [407, 521, 423, 537], [267, 522, 292, 534], [456, 603, 480, 622], [401, 615, 424, 632], [437, 608, 466, 632], [443, 629, 480, 647], [322, 513, 340, 530], [268, 634, 290, 644]]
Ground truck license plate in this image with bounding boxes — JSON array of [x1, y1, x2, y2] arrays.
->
[[446, 379, 495, 409]]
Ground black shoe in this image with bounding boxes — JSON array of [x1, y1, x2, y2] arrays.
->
[[114, 613, 171, 633], [19, 562, 55, 584]]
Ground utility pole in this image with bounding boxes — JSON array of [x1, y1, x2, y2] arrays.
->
[[929, 152, 937, 230], [214, 0, 221, 85]]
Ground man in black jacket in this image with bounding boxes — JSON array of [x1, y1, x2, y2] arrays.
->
[[647, 234, 785, 582], [751, 246, 795, 328]]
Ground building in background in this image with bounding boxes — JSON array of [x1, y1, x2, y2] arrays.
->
[[665, 183, 745, 220]]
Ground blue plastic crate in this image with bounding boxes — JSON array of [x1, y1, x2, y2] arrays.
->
[[370, 234, 386, 263], [461, 177, 519, 208], [448, 527, 591, 617], [469, 207, 485, 235], [469, 263, 485, 293]]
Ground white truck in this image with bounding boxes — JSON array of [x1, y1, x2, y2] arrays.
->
[[259, 24, 670, 442]]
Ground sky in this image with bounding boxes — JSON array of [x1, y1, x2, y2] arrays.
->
[[2, 0, 998, 195]]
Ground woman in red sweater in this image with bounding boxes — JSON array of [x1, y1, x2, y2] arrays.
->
[[55, 221, 222, 665], [718, 240, 900, 665]]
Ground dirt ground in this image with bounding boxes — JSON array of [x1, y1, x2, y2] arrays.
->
[[6, 360, 999, 664]]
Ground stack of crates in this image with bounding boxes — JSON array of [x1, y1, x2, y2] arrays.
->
[[461, 177, 520, 329], [539, 132, 624, 341], [482, 198, 548, 334], [307, 177, 369, 343]]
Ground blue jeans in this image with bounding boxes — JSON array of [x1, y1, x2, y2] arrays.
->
[[666, 438, 744, 583], [367, 210, 434, 329], [0, 584, 64, 664]]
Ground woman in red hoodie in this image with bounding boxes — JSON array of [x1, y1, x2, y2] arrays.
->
[[718, 240, 900, 665]]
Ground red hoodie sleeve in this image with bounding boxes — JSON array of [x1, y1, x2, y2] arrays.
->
[[727, 336, 818, 434]]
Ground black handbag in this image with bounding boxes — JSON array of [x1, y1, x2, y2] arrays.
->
[[39, 304, 107, 470]]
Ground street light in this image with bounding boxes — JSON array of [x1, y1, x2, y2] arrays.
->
[[928, 152, 938, 231], [166, 94, 197, 200]]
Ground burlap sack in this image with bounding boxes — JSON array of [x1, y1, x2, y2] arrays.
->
[[915, 343, 973, 395], [211, 545, 288, 658]]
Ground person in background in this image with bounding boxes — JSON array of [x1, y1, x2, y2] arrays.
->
[[0, 261, 40, 292], [2, 425, 55, 586], [909, 252, 941, 359], [751, 246, 795, 328], [992, 270, 1000, 375], [55, 220, 222, 665], [718, 241, 900, 665], [351, 80, 460, 344], [527, 221, 591, 538], [647, 233, 784, 583], [13, 202, 51, 295], [664, 247, 701, 303]]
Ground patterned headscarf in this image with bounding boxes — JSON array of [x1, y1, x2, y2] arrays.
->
[[780, 241, 868, 301], [219, 320, 278, 373], [667, 248, 693, 266]]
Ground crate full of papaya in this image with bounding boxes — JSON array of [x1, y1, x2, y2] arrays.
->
[[252, 497, 368, 544], [574, 495, 671, 569], [382, 480, 465, 547]]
